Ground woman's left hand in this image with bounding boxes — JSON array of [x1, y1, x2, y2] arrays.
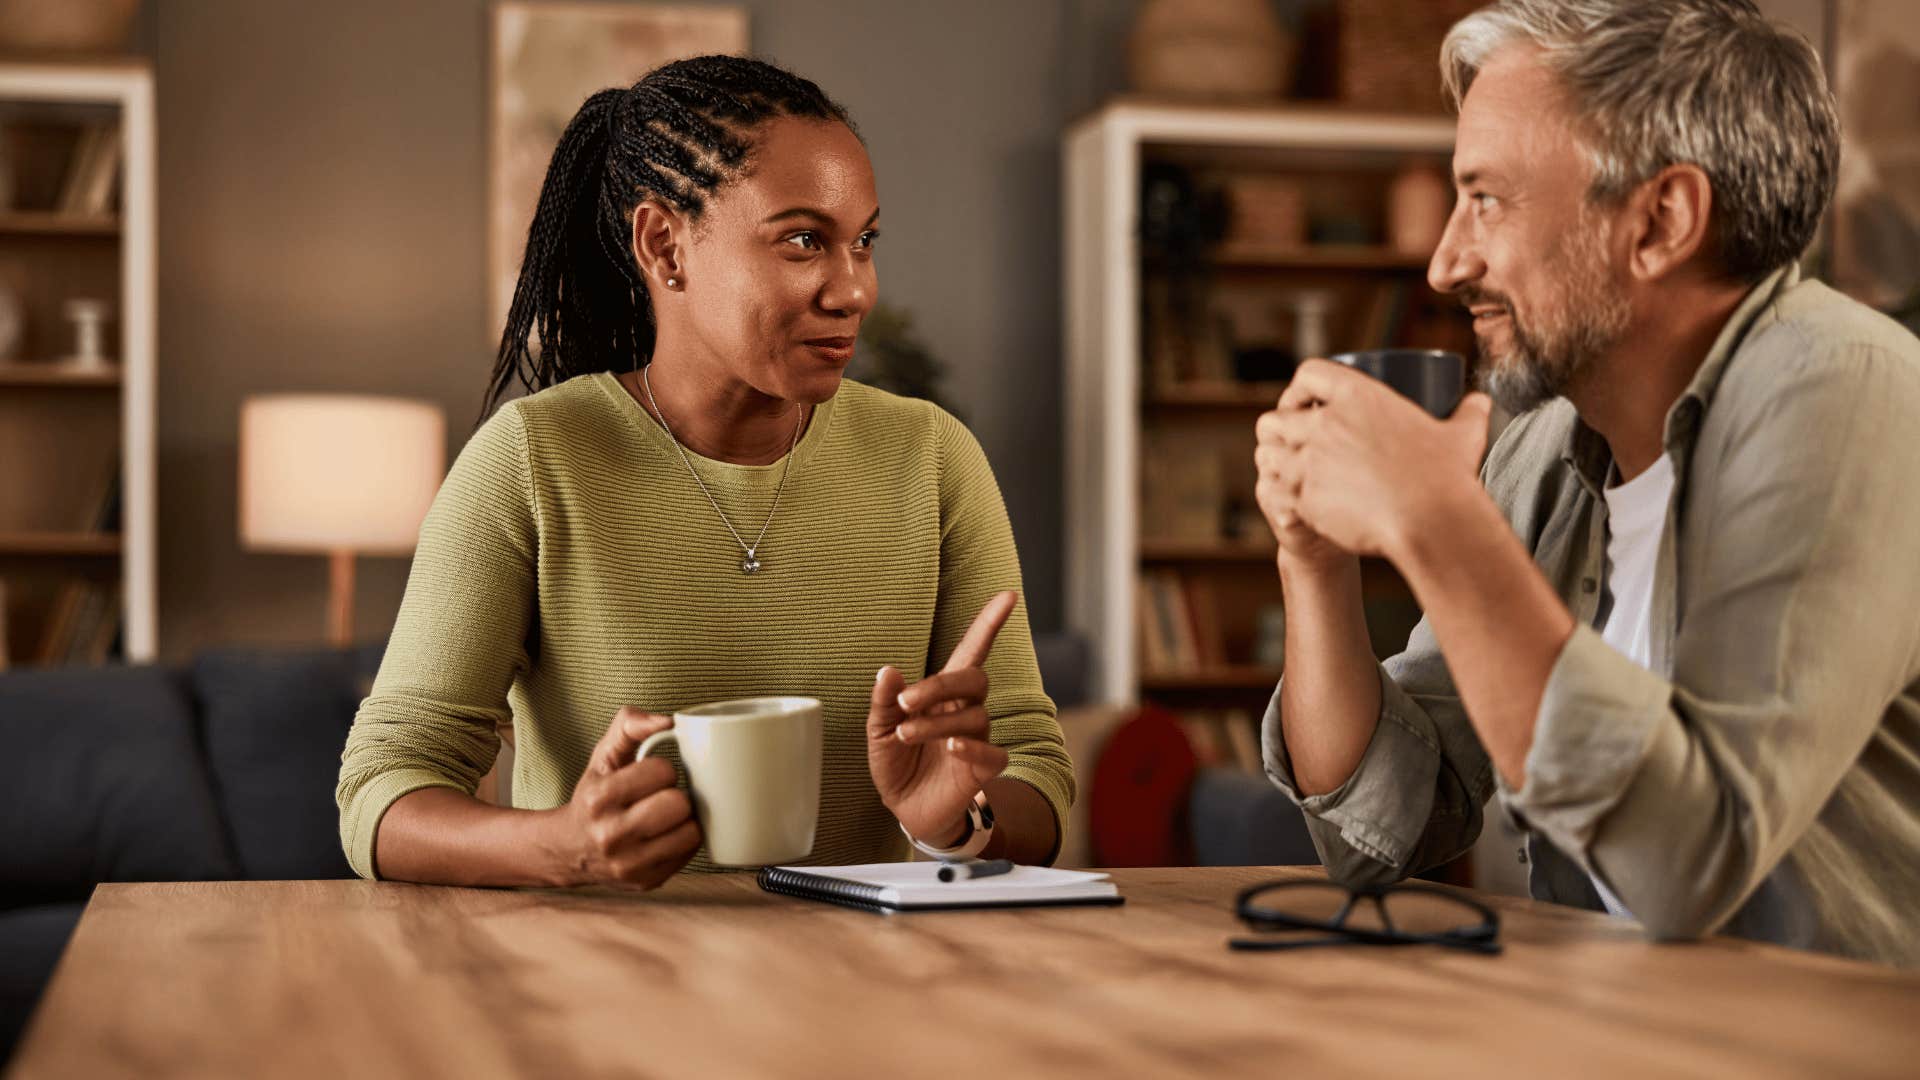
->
[[867, 591, 1018, 847]]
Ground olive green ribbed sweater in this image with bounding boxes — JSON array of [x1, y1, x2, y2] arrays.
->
[[335, 372, 1072, 880]]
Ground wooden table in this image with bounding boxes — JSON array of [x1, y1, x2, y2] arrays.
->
[[10, 867, 1918, 1078]]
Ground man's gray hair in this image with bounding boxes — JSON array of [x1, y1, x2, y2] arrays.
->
[[1441, 0, 1839, 283]]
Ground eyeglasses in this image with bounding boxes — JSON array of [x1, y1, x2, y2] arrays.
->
[[1230, 880, 1502, 955]]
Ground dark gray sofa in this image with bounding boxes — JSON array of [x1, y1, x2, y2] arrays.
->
[[0, 644, 382, 1060]]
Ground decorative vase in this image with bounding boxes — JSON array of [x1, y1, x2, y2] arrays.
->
[[1128, 0, 1295, 101], [1387, 161, 1452, 255]]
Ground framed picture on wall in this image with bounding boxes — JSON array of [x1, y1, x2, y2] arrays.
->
[[487, 1, 749, 347]]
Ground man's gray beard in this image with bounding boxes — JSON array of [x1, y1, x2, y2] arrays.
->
[[1474, 226, 1630, 416]]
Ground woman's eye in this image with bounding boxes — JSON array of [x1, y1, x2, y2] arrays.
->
[[784, 231, 821, 251]]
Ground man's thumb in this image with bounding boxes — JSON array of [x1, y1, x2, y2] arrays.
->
[[1450, 391, 1494, 454]]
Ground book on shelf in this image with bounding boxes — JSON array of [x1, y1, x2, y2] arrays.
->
[[1175, 709, 1263, 773], [1136, 570, 1231, 676], [1356, 279, 1411, 349], [57, 120, 123, 218], [1220, 708, 1262, 773], [34, 580, 120, 667], [1135, 575, 1171, 675], [1137, 570, 1198, 674], [82, 465, 122, 533]]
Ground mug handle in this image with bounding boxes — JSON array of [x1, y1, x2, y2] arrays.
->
[[635, 728, 677, 763]]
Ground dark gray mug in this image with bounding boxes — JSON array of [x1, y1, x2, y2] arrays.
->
[[1327, 349, 1466, 418]]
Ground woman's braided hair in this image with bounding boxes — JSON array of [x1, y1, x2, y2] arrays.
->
[[481, 55, 852, 420]]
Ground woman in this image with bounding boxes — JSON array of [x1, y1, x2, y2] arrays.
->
[[335, 56, 1071, 888]]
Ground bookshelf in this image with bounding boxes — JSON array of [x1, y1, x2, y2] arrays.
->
[[0, 60, 157, 669], [1063, 101, 1462, 732]]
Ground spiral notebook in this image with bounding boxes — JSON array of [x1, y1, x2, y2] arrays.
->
[[758, 862, 1123, 914]]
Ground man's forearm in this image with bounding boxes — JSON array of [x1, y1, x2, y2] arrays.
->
[[1388, 485, 1576, 790], [1277, 554, 1384, 796]]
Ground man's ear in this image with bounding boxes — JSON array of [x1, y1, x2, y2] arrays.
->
[[1625, 163, 1714, 283], [631, 199, 684, 289]]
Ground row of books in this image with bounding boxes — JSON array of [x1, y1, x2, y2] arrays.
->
[[57, 121, 123, 217], [1135, 570, 1228, 674], [35, 580, 121, 667], [1178, 708, 1262, 773]]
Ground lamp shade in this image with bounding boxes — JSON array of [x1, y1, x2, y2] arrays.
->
[[239, 394, 446, 556]]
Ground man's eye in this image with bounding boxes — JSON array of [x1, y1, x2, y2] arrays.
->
[[1471, 193, 1498, 211], [856, 230, 879, 250], [784, 231, 821, 250]]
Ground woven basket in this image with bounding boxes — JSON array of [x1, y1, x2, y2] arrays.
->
[[1337, 0, 1484, 114]]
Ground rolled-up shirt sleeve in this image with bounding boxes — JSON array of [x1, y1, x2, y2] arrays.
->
[[1262, 622, 1496, 886], [1507, 340, 1920, 940]]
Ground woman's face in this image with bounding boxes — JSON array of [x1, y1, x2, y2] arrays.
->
[[672, 116, 879, 405]]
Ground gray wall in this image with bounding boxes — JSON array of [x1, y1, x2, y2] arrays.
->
[[145, 0, 1135, 658]]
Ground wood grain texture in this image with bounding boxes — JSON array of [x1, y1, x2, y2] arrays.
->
[[11, 868, 1919, 1079]]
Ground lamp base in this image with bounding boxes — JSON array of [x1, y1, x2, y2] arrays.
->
[[327, 549, 356, 648]]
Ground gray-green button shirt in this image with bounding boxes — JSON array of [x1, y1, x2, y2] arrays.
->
[[1262, 265, 1920, 966]]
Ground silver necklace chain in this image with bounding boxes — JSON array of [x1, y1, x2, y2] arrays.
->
[[641, 363, 803, 575]]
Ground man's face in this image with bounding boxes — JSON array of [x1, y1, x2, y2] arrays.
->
[[1429, 47, 1631, 414]]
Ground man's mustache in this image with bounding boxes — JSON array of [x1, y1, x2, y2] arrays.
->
[[1458, 286, 1513, 312]]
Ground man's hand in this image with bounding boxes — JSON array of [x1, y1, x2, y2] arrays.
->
[[1256, 359, 1492, 563], [867, 591, 1017, 847]]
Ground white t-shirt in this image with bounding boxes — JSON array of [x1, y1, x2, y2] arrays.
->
[[1590, 453, 1677, 916]]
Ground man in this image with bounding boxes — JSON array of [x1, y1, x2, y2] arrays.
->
[[1254, 0, 1920, 965]]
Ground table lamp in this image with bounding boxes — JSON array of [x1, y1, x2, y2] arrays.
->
[[239, 394, 445, 646]]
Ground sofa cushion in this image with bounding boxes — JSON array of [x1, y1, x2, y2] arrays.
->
[[1189, 766, 1320, 867], [0, 902, 85, 1061], [0, 664, 238, 907], [192, 644, 382, 881]]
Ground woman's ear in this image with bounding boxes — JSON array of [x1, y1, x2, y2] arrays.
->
[[1627, 163, 1714, 283], [631, 199, 684, 290]]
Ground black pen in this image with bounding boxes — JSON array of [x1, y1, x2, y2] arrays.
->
[[937, 858, 1015, 883]]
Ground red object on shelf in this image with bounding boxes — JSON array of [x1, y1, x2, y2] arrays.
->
[[1088, 704, 1199, 867]]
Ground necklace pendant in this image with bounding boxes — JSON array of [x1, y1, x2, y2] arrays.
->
[[740, 553, 762, 575]]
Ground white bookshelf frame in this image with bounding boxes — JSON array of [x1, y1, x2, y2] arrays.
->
[[1062, 101, 1453, 705], [0, 60, 158, 662]]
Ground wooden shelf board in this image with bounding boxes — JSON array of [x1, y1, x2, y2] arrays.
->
[[0, 531, 122, 557], [1210, 244, 1431, 271], [1140, 666, 1283, 692], [0, 211, 120, 237], [1140, 541, 1278, 563], [1146, 381, 1286, 409], [0, 363, 122, 388]]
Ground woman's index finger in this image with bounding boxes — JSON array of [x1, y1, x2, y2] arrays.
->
[[942, 590, 1018, 673]]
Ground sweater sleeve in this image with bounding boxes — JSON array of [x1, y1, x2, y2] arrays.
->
[[335, 402, 540, 880], [926, 409, 1075, 851]]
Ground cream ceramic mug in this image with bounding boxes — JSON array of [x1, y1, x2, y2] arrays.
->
[[636, 696, 823, 867]]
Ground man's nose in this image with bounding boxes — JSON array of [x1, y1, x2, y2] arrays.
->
[[1427, 203, 1484, 295]]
